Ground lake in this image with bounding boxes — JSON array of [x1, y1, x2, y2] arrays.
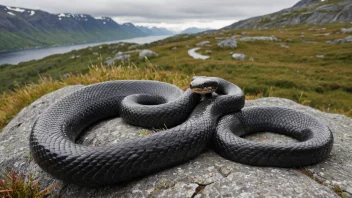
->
[[0, 35, 170, 65]]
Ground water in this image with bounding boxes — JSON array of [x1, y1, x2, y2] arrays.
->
[[0, 35, 170, 65], [188, 47, 209, 60]]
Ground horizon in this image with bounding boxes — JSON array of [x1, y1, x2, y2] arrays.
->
[[0, 0, 300, 32]]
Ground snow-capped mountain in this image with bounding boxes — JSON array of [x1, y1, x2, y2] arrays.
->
[[0, 5, 173, 51]]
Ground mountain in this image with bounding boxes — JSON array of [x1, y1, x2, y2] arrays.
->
[[0, 5, 172, 52], [137, 26, 174, 36], [180, 27, 212, 34], [223, 0, 352, 30]]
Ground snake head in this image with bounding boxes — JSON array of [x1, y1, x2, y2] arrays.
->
[[190, 76, 219, 94]]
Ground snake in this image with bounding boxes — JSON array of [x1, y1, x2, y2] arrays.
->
[[30, 76, 333, 186]]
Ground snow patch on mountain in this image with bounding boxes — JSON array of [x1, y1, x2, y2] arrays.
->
[[7, 12, 15, 16], [29, 10, 35, 16], [6, 6, 25, 12]]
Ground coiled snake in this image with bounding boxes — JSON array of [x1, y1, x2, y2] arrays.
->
[[30, 77, 333, 186]]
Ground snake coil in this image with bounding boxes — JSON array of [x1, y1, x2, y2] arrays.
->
[[30, 77, 333, 186]]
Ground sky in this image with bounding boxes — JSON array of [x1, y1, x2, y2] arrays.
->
[[0, 0, 300, 32]]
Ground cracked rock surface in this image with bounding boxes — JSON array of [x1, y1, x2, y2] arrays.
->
[[0, 86, 351, 198]]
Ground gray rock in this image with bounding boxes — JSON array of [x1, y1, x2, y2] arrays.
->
[[128, 45, 139, 50], [92, 52, 99, 56], [138, 49, 158, 59], [341, 27, 352, 33], [286, 38, 294, 42], [104, 54, 131, 65], [171, 47, 177, 50], [238, 36, 279, 42], [1, 86, 351, 197], [232, 53, 246, 60], [217, 39, 237, 49], [280, 44, 290, 48], [316, 55, 325, 59], [115, 51, 124, 56], [327, 36, 352, 44], [195, 41, 210, 47]]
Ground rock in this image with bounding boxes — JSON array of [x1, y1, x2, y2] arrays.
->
[[238, 36, 279, 42], [217, 39, 237, 49], [232, 53, 246, 60], [115, 51, 123, 56], [327, 36, 352, 44], [316, 55, 325, 59], [280, 44, 289, 49], [139, 49, 158, 59], [1, 86, 352, 197], [341, 27, 352, 33], [249, 57, 255, 61], [92, 52, 99, 56], [104, 55, 131, 65], [128, 45, 139, 50], [286, 38, 294, 42], [171, 47, 177, 50], [241, 32, 247, 35], [195, 41, 210, 47], [205, 50, 212, 54]]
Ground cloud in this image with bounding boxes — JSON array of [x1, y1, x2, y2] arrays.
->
[[0, 0, 299, 31]]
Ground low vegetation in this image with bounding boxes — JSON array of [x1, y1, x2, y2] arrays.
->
[[0, 169, 57, 198], [0, 23, 351, 131]]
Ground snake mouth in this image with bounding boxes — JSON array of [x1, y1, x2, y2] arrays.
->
[[190, 76, 219, 94], [191, 87, 217, 94]]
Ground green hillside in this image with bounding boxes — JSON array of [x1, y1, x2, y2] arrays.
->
[[1, 23, 351, 120]]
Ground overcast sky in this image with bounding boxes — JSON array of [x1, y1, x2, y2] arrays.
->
[[0, 0, 300, 31]]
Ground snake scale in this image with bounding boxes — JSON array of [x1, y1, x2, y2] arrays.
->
[[30, 77, 333, 186]]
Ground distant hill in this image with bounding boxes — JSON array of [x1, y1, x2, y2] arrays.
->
[[137, 26, 174, 36], [180, 27, 212, 34], [223, 0, 352, 30], [0, 5, 173, 52]]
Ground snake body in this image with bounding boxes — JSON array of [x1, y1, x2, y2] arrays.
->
[[30, 77, 333, 186]]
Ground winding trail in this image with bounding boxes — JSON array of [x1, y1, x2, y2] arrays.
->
[[188, 47, 209, 60]]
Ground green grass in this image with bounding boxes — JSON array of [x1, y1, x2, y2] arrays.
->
[[0, 23, 351, 121]]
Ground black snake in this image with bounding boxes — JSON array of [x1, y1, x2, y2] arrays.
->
[[30, 77, 333, 186]]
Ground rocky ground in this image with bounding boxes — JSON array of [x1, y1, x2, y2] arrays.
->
[[0, 85, 351, 198]]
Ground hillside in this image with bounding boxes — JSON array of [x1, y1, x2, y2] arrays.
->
[[0, 5, 173, 52], [181, 27, 213, 34], [0, 22, 351, 118], [223, 0, 352, 30]]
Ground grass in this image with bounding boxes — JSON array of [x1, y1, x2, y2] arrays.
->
[[0, 64, 192, 131], [0, 23, 351, 131], [0, 169, 57, 198]]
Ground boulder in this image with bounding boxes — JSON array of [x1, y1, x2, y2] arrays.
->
[[92, 52, 99, 56], [327, 36, 352, 44], [316, 55, 325, 59], [232, 53, 246, 60], [217, 39, 237, 49], [238, 36, 279, 42], [205, 50, 212, 54], [115, 51, 124, 56], [0, 87, 352, 197], [341, 27, 352, 33], [195, 41, 210, 47], [138, 49, 158, 59], [280, 44, 289, 49], [104, 54, 131, 65]]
